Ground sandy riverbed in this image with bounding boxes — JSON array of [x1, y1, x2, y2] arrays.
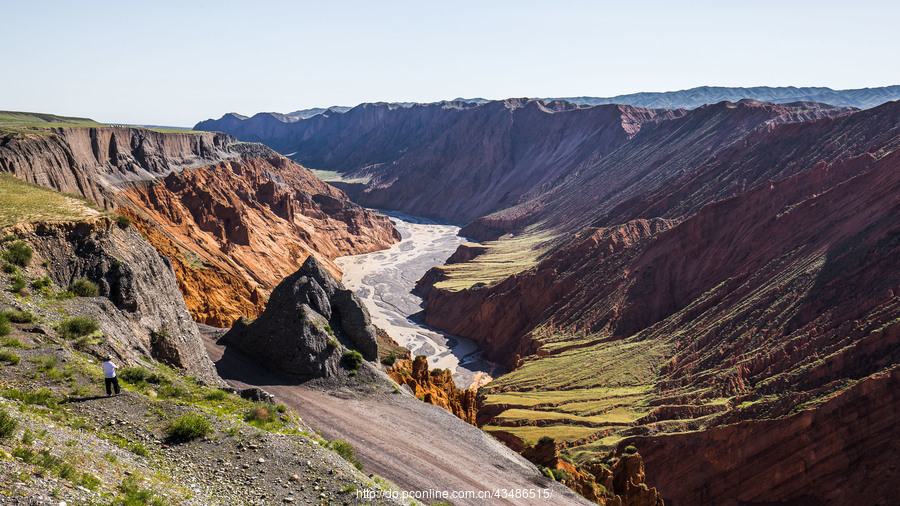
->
[[336, 211, 502, 389]]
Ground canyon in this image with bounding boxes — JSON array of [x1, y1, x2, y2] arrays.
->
[[204, 96, 900, 504]]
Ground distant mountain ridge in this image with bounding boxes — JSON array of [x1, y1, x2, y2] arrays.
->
[[552, 85, 900, 110], [201, 86, 900, 130]]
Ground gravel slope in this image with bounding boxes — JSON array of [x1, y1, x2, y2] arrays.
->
[[202, 327, 592, 506]]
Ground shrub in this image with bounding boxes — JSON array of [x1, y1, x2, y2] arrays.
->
[[0, 407, 17, 439], [56, 316, 99, 339], [166, 413, 211, 441], [245, 403, 275, 424], [380, 352, 397, 366], [327, 439, 362, 470], [0, 316, 9, 337], [70, 277, 99, 297], [624, 445, 638, 455], [115, 215, 132, 228], [118, 366, 151, 384], [539, 465, 555, 480], [1, 309, 35, 323], [3, 241, 33, 267], [30, 276, 51, 290], [276, 403, 286, 413], [342, 350, 363, 370], [327, 338, 339, 350], [430, 368, 444, 376], [538, 436, 556, 445], [2, 263, 17, 274], [9, 274, 26, 293]]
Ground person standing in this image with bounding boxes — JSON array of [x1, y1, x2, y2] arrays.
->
[[103, 355, 120, 396]]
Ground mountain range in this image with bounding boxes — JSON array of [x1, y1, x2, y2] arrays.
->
[[196, 90, 900, 505]]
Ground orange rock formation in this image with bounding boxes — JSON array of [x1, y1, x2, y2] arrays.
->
[[119, 154, 400, 326], [387, 356, 479, 425]]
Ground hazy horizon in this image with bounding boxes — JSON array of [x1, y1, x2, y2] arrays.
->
[[3, 0, 899, 126]]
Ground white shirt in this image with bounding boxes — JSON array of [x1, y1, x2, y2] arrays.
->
[[103, 360, 118, 379]]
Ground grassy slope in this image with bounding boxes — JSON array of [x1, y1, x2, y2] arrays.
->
[[0, 173, 103, 227]]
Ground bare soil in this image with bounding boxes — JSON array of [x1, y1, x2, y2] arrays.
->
[[201, 325, 592, 506]]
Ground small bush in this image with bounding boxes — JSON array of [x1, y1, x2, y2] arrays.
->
[[0, 349, 20, 365], [9, 274, 26, 293], [54, 290, 75, 300], [119, 367, 151, 384], [624, 445, 638, 455], [380, 352, 397, 366], [166, 413, 211, 441], [30, 276, 51, 290], [115, 215, 132, 228], [13, 447, 34, 462], [2, 309, 34, 323], [0, 317, 10, 337], [342, 350, 363, 370], [56, 316, 99, 339], [0, 408, 17, 439], [328, 439, 362, 470], [1, 262, 17, 274], [538, 436, 556, 445], [327, 338, 339, 350], [70, 277, 99, 297], [430, 368, 444, 376], [3, 241, 33, 267], [539, 465, 555, 480], [245, 403, 275, 424], [204, 389, 227, 401], [276, 403, 287, 413]]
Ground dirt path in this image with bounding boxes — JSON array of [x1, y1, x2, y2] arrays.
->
[[202, 328, 591, 506]]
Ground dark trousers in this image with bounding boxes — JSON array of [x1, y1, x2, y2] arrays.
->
[[105, 377, 120, 396]]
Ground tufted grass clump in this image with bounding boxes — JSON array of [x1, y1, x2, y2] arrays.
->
[[3, 241, 33, 267], [70, 277, 99, 297], [327, 439, 362, 470], [1, 308, 35, 323], [244, 403, 276, 426], [342, 350, 363, 370], [56, 316, 99, 339], [380, 352, 397, 366], [0, 349, 21, 365], [0, 407, 17, 439], [166, 413, 211, 441]]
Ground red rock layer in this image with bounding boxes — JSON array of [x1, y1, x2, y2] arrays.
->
[[387, 356, 479, 425], [630, 366, 900, 505], [119, 155, 400, 326]]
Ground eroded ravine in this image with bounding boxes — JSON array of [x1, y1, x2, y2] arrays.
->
[[336, 211, 503, 388]]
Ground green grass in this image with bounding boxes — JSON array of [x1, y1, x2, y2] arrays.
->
[[0, 173, 101, 227], [342, 350, 363, 370], [3, 240, 33, 267], [327, 439, 362, 470], [0, 407, 17, 438], [432, 230, 557, 291], [483, 424, 602, 445], [56, 316, 99, 339], [309, 169, 373, 184], [1, 308, 35, 323], [166, 413, 212, 441], [70, 277, 99, 297]]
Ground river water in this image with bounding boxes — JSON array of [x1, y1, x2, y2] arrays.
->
[[335, 211, 502, 389]]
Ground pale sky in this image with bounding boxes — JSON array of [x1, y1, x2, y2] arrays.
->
[[2, 0, 898, 126]]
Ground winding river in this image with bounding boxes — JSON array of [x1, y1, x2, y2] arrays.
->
[[335, 211, 502, 389]]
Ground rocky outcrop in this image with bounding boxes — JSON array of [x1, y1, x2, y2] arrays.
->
[[9, 217, 221, 384], [221, 256, 379, 379], [387, 356, 479, 424], [0, 127, 234, 208], [519, 438, 663, 506], [118, 154, 400, 326]]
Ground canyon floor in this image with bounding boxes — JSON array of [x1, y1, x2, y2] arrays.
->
[[200, 325, 591, 506], [336, 212, 502, 389]]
